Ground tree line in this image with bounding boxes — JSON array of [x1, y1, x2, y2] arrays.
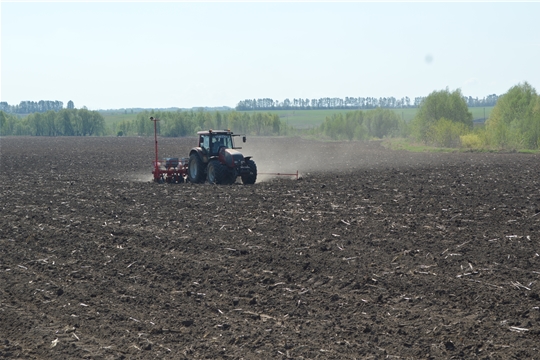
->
[[235, 94, 499, 111], [116, 110, 291, 137], [313, 108, 406, 141], [0, 107, 291, 137], [3, 86, 535, 151], [0, 100, 65, 114], [1, 108, 105, 136], [304, 82, 538, 151]]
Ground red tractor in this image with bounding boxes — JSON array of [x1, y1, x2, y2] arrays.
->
[[187, 129, 257, 185], [150, 117, 257, 185]]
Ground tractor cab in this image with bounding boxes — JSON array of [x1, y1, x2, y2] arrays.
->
[[197, 130, 244, 156]]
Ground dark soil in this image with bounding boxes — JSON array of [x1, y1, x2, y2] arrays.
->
[[1, 136, 539, 359]]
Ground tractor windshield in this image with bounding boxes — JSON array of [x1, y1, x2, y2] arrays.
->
[[211, 134, 233, 154]]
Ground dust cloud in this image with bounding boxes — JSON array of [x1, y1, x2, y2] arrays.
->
[[241, 136, 468, 183], [130, 173, 154, 182], [241, 136, 397, 181]]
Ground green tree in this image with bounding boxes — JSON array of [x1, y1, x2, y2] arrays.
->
[[43, 111, 58, 136], [426, 118, 469, 147], [56, 109, 75, 136], [0, 111, 18, 135], [226, 111, 241, 133], [319, 108, 402, 140], [272, 114, 281, 135], [215, 111, 223, 130], [363, 108, 401, 138], [485, 82, 539, 149], [239, 112, 251, 134], [253, 113, 264, 135], [27, 113, 45, 136], [411, 88, 473, 143], [117, 120, 133, 136], [136, 112, 155, 136], [88, 111, 105, 136]]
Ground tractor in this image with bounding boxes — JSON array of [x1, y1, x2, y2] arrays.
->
[[150, 117, 256, 185], [186, 129, 257, 185]]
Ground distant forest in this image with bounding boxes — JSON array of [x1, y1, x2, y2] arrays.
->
[[0, 100, 232, 115], [0, 100, 69, 114], [235, 94, 500, 111], [0, 94, 500, 115]]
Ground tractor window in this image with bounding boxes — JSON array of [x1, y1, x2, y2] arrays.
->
[[200, 135, 210, 152]]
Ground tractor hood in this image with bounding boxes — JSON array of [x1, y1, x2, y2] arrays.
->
[[219, 148, 244, 168]]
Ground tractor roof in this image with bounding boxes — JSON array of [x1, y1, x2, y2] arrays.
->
[[197, 129, 234, 135]]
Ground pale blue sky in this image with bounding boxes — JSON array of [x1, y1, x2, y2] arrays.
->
[[2, 2, 539, 110]]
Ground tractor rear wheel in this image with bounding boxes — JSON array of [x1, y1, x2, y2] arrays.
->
[[241, 159, 257, 185], [187, 154, 205, 183], [207, 159, 228, 184]]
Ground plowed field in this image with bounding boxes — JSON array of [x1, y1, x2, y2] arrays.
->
[[1, 136, 539, 359]]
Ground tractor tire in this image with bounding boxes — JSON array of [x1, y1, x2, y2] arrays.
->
[[187, 153, 205, 183], [224, 168, 237, 185], [207, 159, 228, 185], [241, 159, 257, 185]]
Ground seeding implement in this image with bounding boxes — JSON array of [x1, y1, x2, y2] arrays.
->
[[150, 117, 257, 185], [150, 117, 189, 183]]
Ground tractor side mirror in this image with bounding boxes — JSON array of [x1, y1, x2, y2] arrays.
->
[[243, 136, 246, 143]]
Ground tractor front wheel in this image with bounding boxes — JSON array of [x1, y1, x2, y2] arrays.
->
[[224, 168, 237, 185], [241, 159, 257, 185], [187, 154, 205, 183]]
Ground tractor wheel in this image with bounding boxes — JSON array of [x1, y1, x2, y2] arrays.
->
[[187, 154, 205, 183], [224, 169, 237, 185], [241, 159, 257, 185], [207, 159, 228, 184]]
